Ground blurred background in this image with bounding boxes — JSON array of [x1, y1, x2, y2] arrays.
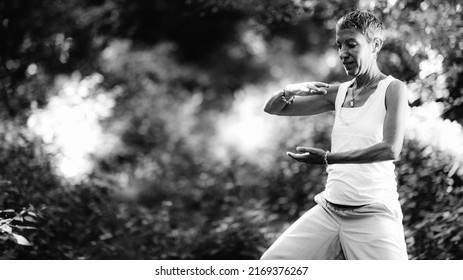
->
[[0, 0, 462, 259]]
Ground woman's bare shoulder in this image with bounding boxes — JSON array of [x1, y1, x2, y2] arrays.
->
[[386, 79, 409, 99], [385, 79, 409, 110]]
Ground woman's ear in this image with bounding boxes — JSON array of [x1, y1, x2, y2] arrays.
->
[[372, 37, 383, 54]]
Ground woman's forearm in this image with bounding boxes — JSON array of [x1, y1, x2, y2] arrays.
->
[[327, 142, 398, 164]]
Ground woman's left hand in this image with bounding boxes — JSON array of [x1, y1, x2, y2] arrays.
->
[[287, 146, 326, 165]]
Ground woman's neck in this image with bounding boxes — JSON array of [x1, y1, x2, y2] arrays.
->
[[355, 66, 382, 88]]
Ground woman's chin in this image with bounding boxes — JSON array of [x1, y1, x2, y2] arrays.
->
[[345, 69, 358, 77]]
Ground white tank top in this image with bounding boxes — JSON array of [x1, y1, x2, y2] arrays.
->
[[324, 75, 399, 206]]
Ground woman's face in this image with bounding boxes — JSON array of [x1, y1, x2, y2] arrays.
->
[[335, 28, 376, 77]]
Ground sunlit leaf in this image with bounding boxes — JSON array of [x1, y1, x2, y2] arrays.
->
[[11, 225, 38, 230], [450, 235, 461, 242], [0, 225, 13, 234], [26, 211, 38, 218], [24, 216, 38, 223], [11, 233, 32, 246], [13, 216, 24, 222]]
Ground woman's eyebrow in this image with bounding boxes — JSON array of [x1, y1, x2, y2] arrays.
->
[[336, 38, 358, 44], [336, 38, 355, 43]]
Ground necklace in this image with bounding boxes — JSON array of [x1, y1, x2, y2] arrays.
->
[[349, 73, 381, 107]]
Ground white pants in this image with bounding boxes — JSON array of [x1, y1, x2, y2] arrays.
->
[[261, 193, 408, 260]]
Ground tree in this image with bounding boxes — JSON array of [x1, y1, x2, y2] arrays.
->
[[1, 0, 462, 259]]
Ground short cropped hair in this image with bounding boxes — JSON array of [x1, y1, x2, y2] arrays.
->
[[336, 10, 385, 43]]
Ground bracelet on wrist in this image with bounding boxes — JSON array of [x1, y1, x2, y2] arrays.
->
[[281, 86, 295, 104], [324, 151, 330, 166]]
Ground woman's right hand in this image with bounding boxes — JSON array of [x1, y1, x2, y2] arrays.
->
[[264, 81, 336, 116], [285, 82, 330, 97]]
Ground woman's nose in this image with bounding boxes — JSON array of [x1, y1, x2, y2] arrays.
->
[[339, 48, 349, 60]]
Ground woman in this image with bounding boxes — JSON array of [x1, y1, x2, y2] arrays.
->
[[261, 10, 409, 260]]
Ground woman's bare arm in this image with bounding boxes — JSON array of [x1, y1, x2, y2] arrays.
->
[[264, 82, 339, 116], [288, 80, 409, 164]]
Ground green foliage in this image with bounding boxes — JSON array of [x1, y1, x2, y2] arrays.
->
[[398, 139, 463, 259], [375, 0, 463, 122], [0, 0, 111, 118], [191, 208, 269, 260], [0, 206, 38, 246]]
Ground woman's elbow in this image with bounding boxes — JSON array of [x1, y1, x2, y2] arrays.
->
[[391, 150, 401, 162], [263, 104, 279, 115], [263, 105, 271, 114], [384, 143, 401, 161]]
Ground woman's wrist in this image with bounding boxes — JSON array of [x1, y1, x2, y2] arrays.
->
[[325, 151, 336, 165], [324, 151, 330, 166]]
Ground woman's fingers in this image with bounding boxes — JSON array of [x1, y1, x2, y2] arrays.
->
[[305, 82, 329, 95], [285, 81, 329, 96], [287, 151, 310, 161], [313, 82, 330, 88], [309, 88, 327, 95], [296, 146, 313, 153]]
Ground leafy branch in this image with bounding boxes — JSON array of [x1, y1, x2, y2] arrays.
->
[[0, 206, 40, 246]]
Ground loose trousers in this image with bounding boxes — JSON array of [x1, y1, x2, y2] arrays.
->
[[260, 193, 408, 260]]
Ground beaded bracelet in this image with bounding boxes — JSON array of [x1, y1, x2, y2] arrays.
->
[[324, 151, 330, 167], [281, 87, 295, 104]]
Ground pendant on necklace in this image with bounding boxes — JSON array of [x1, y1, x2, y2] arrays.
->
[[349, 100, 355, 107]]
